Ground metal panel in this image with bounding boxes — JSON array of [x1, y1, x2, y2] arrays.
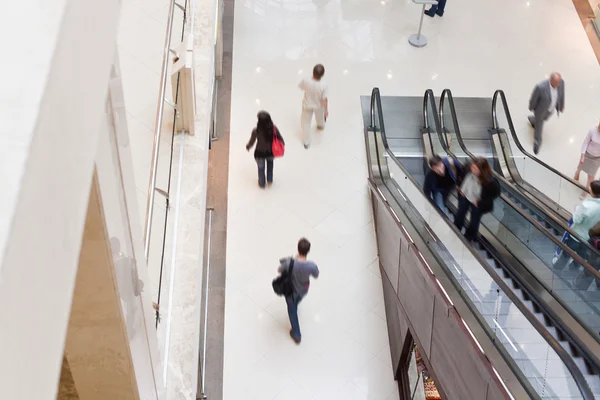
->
[[397, 245, 435, 355], [371, 187, 514, 400], [375, 198, 402, 293], [381, 266, 408, 369], [429, 295, 495, 399]]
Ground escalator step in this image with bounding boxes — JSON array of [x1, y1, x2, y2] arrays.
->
[[542, 314, 552, 327]]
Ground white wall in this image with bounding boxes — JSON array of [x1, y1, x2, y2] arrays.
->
[[0, 0, 121, 398]]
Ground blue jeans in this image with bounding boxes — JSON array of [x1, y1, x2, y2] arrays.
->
[[433, 190, 450, 217], [429, 0, 446, 14], [286, 291, 305, 339], [256, 157, 273, 188], [554, 236, 588, 271]]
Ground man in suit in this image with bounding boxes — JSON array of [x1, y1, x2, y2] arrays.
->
[[528, 72, 565, 154]]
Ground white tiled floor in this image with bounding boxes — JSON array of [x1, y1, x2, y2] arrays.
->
[[224, 0, 600, 398]]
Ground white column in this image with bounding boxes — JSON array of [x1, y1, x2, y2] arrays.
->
[[0, 0, 121, 398]]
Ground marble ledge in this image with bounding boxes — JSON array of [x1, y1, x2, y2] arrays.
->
[[163, 0, 215, 397]]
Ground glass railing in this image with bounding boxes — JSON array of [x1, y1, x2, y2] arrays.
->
[[492, 90, 586, 216], [370, 88, 593, 399], [488, 189, 600, 327], [438, 89, 600, 343], [143, 0, 188, 337]]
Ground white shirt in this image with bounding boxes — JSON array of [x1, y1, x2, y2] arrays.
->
[[460, 173, 482, 205], [548, 81, 558, 112], [299, 77, 328, 110], [581, 127, 600, 157]]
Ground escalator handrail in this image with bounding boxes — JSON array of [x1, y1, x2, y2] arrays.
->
[[371, 88, 592, 400], [492, 89, 589, 193], [490, 90, 600, 271], [440, 88, 600, 282], [433, 90, 597, 400], [371, 88, 538, 400]]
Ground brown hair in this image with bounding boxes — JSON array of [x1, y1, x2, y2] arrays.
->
[[428, 155, 443, 167], [313, 64, 325, 80], [298, 237, 311, 256], [474, 157, 493, 185], [591, 180, 600, 197]]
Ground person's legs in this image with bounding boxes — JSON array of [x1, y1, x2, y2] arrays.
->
[[286, 292, 303, 341], [436, 0, 446, 14], [301, 108, 314, 148], [434, 190, 450, 217], [587, 174, 594, 190], [266, 157, 274, 185], [554, 236, 581, 270], [425, 3, 438, 16], [454, 196, 470, 232], [574, 165, 582, 181], [465, 206, 483, 241], [256, 158, 266, 188], [315, 108, 325, 129], [532, 113, 546, 154], [531, 110, 551, 154]]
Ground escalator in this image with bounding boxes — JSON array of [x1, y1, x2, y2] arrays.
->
[[365, 87, 598, 399], [440, 89, 600, 294], [491, 89, 587, 222], [441, 90, 600, 288], [430, 89, 600, 395]]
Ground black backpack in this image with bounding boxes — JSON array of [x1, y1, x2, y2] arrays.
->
[[272, 258, 295, 296]]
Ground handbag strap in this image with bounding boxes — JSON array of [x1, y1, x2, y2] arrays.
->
[[288, 257, 295, 275]]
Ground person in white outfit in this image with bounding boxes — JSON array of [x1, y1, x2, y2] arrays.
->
[[299, 64, 328, 149], [574, 122, 600, 191]]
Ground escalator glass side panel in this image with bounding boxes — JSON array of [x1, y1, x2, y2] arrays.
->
[[494, 92, 583, 215], [370, 92, 588, 399], [484, 195, 600, 337], [385, 154, 583, 400], [439, 90, 600, 342]]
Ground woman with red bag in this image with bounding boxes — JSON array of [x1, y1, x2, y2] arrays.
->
[[246, 111, 285, 188]]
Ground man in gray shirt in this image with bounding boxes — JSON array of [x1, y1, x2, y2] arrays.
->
[[278, 237, 320, 344]]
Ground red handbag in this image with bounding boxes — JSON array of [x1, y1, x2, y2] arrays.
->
[[272, 126, 285, 157]]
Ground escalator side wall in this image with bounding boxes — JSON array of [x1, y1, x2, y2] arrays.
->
[[371, 187, 515, 400]]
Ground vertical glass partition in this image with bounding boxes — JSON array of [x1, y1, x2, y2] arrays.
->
[[144, 1, 190, 331]]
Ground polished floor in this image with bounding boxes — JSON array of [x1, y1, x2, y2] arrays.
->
[[223, 0, 600, 398]]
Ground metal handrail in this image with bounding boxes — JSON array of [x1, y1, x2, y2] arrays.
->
[[467, 89, 600, 276], [440, 89, 600, 282], [370, 88, 536, 400], [144, 0, 183, 260], [439, 89, 600, 372], [433, 89, 596, 400], [491, 90, 588, 193], [198, 208, 213, 400]]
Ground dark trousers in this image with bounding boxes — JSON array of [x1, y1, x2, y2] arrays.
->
[[454, 196, 483, 240], [554, 236, 587, 270], [285, 291, 305, 339], [256, 157, 274, 188], [429, 0, 447, 14], [528, 110, 552, 150]]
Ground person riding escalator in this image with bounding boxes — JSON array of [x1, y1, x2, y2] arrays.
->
[[423, 155, 465, 216], [454, 157, 501, 242], [554, 180, 600, 289]]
